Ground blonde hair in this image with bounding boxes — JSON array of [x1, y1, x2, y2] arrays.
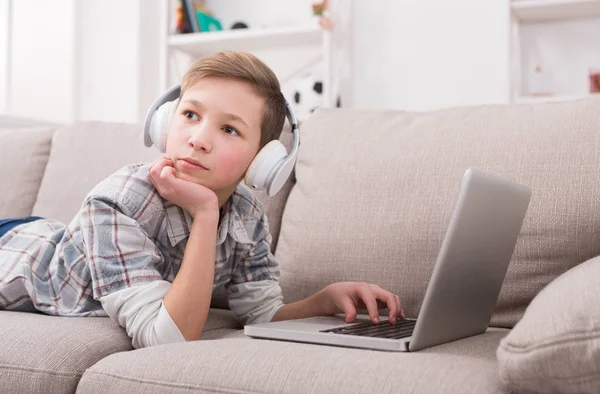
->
[[180, 51, 286, 150]]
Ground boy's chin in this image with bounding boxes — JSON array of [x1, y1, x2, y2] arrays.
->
[[175, 169, 244, 194], [175, 170, 209, 186]]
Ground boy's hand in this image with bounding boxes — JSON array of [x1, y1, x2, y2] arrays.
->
[[321, 282, 405, 325], [148, 155, 219, 217]]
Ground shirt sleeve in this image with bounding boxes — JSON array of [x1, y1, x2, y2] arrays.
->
[[99, 281, 186, 349], [79, 195, 183, 347], [226, 212, 285, 325], [80, 196, 164, 300], [227, 279, 284, 325]]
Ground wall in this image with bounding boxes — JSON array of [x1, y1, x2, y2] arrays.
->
[[0, 0, 9, 113], [519, 17, 600, 97], [9, 0, 77, 123], [2, 0, 318, 124], [76, 0, 163, 124], [350, 0, 512, 111], [3, 0, 163, 124], [77, 1, 141, 124]]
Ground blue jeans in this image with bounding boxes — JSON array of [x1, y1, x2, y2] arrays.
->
[[0, 216, 44, 238]]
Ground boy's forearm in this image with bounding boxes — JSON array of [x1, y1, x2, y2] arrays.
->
[[163, 212, 218, 341], [271, 288, 333, 322]]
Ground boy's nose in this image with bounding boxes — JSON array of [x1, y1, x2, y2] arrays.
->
[[188, 125, 213, 152]]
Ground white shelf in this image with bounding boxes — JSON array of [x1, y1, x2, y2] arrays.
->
[[168, 25, 322, 55], [512, 0, 600, 23], [514, 92, 600, 103]]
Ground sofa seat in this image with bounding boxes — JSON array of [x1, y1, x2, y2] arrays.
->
[[0, 311, 131, 393], [0, 308, 241, 394], [76, 328, 510, 394]]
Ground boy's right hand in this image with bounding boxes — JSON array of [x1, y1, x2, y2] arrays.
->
[[148, 155, 219, 217]]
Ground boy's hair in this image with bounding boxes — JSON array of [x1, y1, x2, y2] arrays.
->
[[181, 51, 286, 150]]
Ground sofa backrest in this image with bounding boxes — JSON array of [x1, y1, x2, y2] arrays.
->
[[0, 127, 55, 218], [274, 98, 600, 328], [31, 122, 160, 224]]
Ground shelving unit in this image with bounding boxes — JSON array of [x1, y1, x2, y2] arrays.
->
[[167, 26, 322, 55], [512, 0, 600, 23], [514, 92, 599, 103], [510, 0, 600, 104], [158, 1, 334, 110]]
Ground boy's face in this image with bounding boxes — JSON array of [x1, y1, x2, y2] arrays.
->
[[166, 77, 264, 204]]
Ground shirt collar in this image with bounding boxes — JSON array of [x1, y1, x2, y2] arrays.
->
[[164, 196, 252, 247]]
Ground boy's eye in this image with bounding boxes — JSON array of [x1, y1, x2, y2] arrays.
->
[[184, 110, 199, 121], [223, 126, 239, 136]]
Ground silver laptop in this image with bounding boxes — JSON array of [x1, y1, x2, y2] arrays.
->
[[244, 168, 532, 352]]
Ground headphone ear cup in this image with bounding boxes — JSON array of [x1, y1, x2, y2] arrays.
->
[[245, 140, 287, 190], [149, 99, 179, 153]]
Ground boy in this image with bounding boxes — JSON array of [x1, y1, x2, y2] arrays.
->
[[0, 51, 404, 348]]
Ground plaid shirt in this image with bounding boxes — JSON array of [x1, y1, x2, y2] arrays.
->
[[0, 163, 282, 322]]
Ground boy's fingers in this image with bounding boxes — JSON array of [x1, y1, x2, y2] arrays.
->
[[371, 286, 399, 324], [149, 157, 171, 179], [158, 166, 178, 197], [149, 158, 175, 187], [338, 297, 357, 323], [160, 165, 176, 180], [396, 295, 405, 319], [385, 293, 400, 324], [149, 155, 170, 171], [356, 284, 379, 324], [148, 156, 163, 171]]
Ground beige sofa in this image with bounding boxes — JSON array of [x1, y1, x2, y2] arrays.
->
[[2, 99, 600, 393]]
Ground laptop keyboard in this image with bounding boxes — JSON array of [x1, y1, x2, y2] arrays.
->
[[320, 319, 416, 339]]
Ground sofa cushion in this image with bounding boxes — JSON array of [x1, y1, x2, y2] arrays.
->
[[0, 308, 240, 394], [0, 311, 132, 394], [76, 328, 510, 393], [0, 128, 55, 218], [497, 255, 600, 394], [0, 115, 60, 130], [275, 98, 600, 328], [200, 308, 242, 331], [31, 122, 160, 225]]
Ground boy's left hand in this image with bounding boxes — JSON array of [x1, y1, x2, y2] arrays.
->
[[321, 282, 405, 325], [148, 155, 219, 217]]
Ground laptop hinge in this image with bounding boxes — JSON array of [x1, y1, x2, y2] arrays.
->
[[405, 341, 411, 352]]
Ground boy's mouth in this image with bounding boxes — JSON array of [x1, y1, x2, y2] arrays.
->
[[179, 157, 209, 171]]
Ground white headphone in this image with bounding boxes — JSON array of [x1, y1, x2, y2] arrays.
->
[[143, 84, 299, 196]]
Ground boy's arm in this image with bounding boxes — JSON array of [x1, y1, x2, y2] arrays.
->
[[94, 209, 219, 347], [273, 283, 405, 325], [101, 212, 219, 347], [145, 156, 222, 341], [270, 290, 331, 322], [162, 211, 219, 341], [99, 281, 185, 347]]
